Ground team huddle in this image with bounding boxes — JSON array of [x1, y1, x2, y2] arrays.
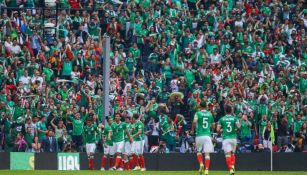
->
[[192, 102, 240, 175], [83, 113, 146, 171]]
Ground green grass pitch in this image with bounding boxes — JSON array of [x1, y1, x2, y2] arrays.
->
[[1, 171, 306, 175]]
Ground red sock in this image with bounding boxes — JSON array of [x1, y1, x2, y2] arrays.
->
[[101, 156, 107, 168], [197, 154, 204, 165], [120, 160, 124, 169], [124, 160, 130, 170], [226, 156, 232, 170], [231, 154, 236, 166], [205, 159, 210, 170], [88, 158, 94, 170], [129, 157, 134, 169], [133, 154, 139, 167], [138, 155, 145, 168], [88, 159, 91, 169], [109, 156, 114, 168], [115, 156, 122, 168], [91, 158, 94, 169]]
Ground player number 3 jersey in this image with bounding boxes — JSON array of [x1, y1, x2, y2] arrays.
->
[[218, 115, 239, 139]]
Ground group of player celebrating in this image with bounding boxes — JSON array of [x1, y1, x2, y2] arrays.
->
[[192, 102, 240, 175], [84, 101, 239, 174], [83, 113, 146, 171]]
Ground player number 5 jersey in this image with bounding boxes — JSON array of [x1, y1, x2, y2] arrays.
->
[[194, 110, 214, 137]]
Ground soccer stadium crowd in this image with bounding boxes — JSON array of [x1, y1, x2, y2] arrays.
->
[[0, 0, 306, 156]]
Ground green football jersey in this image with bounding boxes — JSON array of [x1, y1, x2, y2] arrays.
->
[[69, 115, 86, 136], [132, 120, 145, 141], [294, 119, 304, 133], [125, 122, 132, 142], [159, 114, 168, 126], [240, 120, 251, 137], [194, 110, 214, 137], [37, 121, 47, 140], [258, 119, 267, 136], [218, 115, 239, 139], [103, 125, 113, 146], [84, 124, 100, 144], [111, 122, 127, 143]]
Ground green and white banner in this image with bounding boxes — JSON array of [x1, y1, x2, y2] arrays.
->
[[58, 153, 80, 170], [10, 152, 35, 170]]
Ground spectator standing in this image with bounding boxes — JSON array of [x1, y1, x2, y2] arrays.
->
[[263, 122, 274, 151], [68, 113, 87, 152], [13, 133, 28, 152], [42, 130, 58, 153], [31, 136, 42, 153], [50, 118, 66, 151]]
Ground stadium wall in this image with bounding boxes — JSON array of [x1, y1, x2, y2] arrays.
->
[[0, 152, 306, 171]]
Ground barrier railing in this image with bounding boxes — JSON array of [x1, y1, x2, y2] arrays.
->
[[0, 152, 306, 171]]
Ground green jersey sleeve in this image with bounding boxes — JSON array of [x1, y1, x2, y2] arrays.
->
[[133, 121, 145, 141], [103, 125, 113, 146]]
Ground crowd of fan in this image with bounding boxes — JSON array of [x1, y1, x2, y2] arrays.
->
[[0, 0, 306, 154]]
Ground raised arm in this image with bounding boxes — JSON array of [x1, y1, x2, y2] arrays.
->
[[50, 117, 57, 129]]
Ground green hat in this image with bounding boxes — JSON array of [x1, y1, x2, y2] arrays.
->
[[17, 117, 24, 124]]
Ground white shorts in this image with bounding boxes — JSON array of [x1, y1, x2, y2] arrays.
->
[[195, 136, 214, 153], [222, 139, 237, 153], [123, 141, 132, 156], [131, 140, 145, 155], [86, 143, 96, 155], [104, 145, 115, 156], [113, 141, 125, 153]]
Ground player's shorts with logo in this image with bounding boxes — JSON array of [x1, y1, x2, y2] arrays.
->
[[104, 144, 115, 156], [123, 141, 132, 155], [196, 136, 214, 153], [222, 139, 237, 153], [131, 140, 145, 155], [113, 141, 125, 153], [86, 143, 96, 154]]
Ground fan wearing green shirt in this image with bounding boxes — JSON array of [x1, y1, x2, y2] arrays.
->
[[0, 113, 14, 151], [257, 115, 268, 145], [115, 60, 129, 80], [100, 117, 115, 171], [191, 102, 215, 175], [240, 114, 252, 145], [68, 113, 87, 152], [217, 105, 241, 175], [84, 117, 101, 170], [109, 113, 131, 171], [293, 115, 304, 135], [37, 116, 48, 142], [130, 113, 146, 171]]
